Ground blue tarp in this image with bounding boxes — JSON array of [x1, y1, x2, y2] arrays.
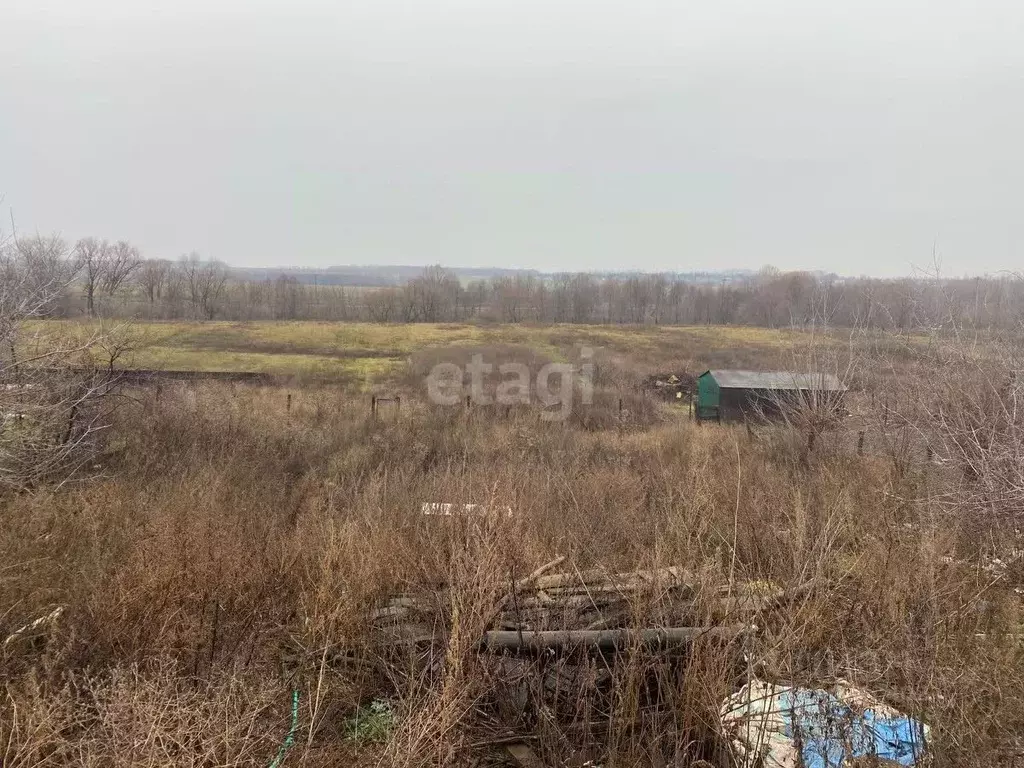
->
[[778, 688, 928, 768]]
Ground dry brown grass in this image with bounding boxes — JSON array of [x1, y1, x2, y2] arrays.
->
[[2, 334, 1024, 766]]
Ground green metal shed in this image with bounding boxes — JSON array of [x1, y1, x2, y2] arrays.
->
[[696, 371, 722, 421], [695, 369, 847, 422]]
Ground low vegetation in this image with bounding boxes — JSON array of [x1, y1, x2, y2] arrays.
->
[[3, 310, 1024, 766]]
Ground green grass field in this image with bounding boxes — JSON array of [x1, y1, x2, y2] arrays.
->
[[26, 319, 856, 387]]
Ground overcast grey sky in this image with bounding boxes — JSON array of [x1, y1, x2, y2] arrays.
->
[[2, 0, 1022, 276]]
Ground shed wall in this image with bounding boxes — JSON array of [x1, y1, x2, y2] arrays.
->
[[718, 387, 845, 422]]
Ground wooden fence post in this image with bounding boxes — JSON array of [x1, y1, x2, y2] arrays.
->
[[287, 393, 292, 413], [857, 431, 865, 456]]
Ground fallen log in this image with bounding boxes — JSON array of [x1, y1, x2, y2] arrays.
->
[[369, 605, 413, 621], [533, 565, 696, 592], [372, 621, 438, 646], [543, 581, 689, 597], [519, 593, 618, 609], [497, 605, 604, 625], [532, 567, 610, 591], [480, 624, 746, 652], [516, 556, 568, 592]]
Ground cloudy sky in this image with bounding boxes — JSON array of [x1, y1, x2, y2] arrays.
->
[[2, 0, 1022, 276]]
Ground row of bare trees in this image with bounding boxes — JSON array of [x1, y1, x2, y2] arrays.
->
[[7, 235, 234, 321], [7, 231, 1024, 331], [466, 268, 1024, 330], [10, 234, 144, 318], [134, 254, 231, 320], [125, 265, 1022, 332]]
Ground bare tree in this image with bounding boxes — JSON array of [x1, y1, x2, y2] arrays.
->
[[103, 240, 142, 295], [242, 279, 268, 321], [493, 274, 538, 323], [402, 266, 461, 322], [14, 235, 80, 317], [75, 238, 141, 316], [568, 273, 599, 323], [272, 274, 302, 320], [366, 287, 399, 323], [162, 263, 187, 319], [1, 229, 131, 491], [909, 276, 1024, 532], [181, 253, 230, 320], [76, 237, 109, 317], [136, 259, 170, 310]]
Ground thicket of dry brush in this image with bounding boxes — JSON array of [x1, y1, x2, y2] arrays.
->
[[2, 333, 1024, 766]]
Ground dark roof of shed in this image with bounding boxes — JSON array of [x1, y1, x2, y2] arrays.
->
[[701, 370, 847, 391]]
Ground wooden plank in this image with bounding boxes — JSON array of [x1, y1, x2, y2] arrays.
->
[[533, 565, 697, 593], [518, 593, 618, 609]]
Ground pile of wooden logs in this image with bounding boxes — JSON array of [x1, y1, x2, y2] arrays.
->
[[366, 557, 808, 653], [356, 560, 820, 767]]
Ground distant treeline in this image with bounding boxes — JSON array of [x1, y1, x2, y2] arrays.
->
[[8, 234, 1024, 330], [230, 264, 756, 287]]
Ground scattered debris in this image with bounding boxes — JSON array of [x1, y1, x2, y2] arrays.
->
[[365, 562, 808, 651], [720, 678, 929, 768], [420, 502, 514, 517], [642, 372, 696, 401]]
